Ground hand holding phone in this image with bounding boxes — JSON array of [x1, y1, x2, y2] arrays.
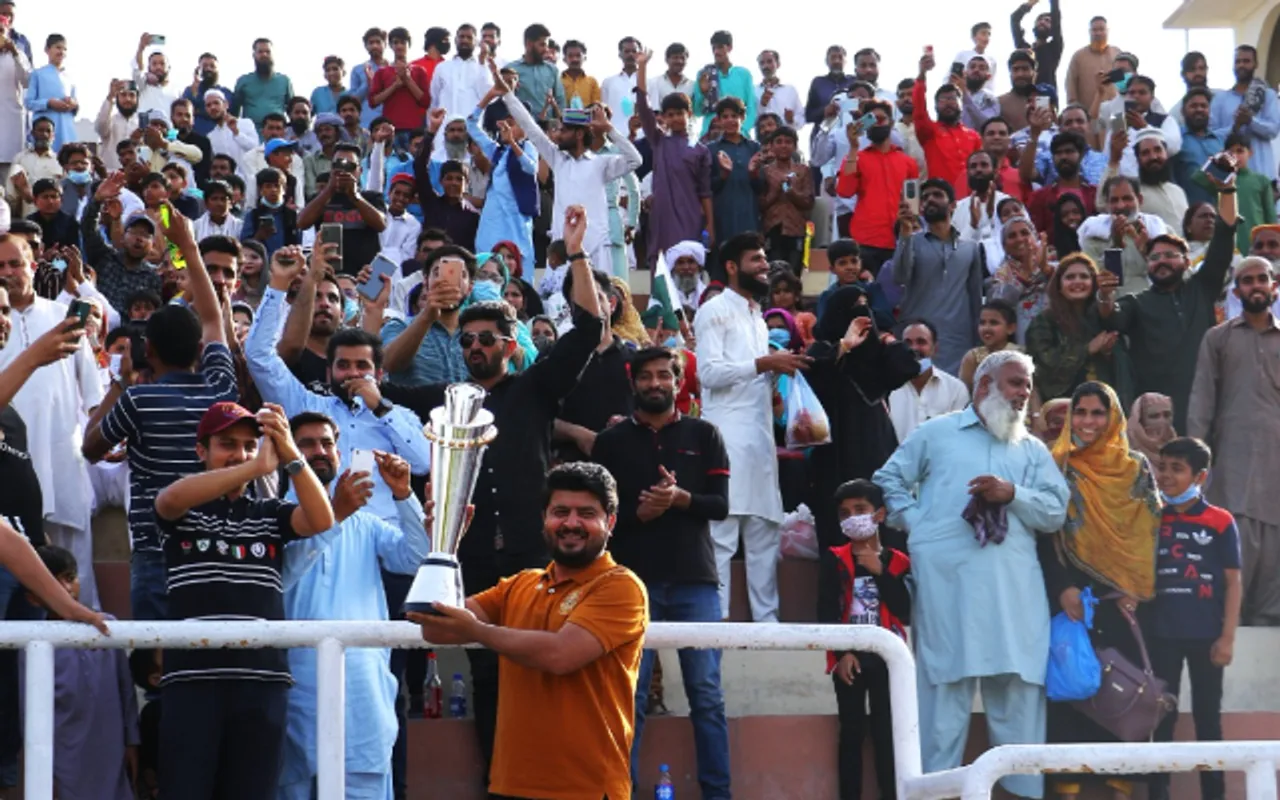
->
[[359, 254, 399, 302], [903, 179, 921, 216], [349, 449, 376, 486], [1102, 248, 1125, 280]]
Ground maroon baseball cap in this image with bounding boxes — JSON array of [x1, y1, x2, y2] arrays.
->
[[196, 402, 262, 441]]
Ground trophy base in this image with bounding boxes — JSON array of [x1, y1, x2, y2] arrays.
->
[[404, 555, 463, 615]]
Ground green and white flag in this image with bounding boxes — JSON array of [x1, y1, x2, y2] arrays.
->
[[647, 252, 683, 343]]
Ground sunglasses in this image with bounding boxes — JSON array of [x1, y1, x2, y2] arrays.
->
[[460, 331, 509, 348]]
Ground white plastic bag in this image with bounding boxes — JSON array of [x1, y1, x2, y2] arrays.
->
[[779, 503, 819, 560], [784, 372, 832, 449]]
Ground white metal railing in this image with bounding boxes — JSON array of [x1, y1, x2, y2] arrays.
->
[[1, 621, 1276, 800]]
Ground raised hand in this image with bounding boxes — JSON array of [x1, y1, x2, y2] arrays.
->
[[269, 245, 307, 290], [374, 451, 411, 500], [563, 205, 588, 254]]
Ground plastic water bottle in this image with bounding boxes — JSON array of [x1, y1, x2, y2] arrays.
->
[[449, 673, 467, 718], [423, 651, 443, 719], [655, 764, 674, 799]]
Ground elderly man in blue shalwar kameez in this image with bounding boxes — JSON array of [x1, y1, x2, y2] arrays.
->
[[874, 350, 1069, 800], [278, 413, 430, 800]]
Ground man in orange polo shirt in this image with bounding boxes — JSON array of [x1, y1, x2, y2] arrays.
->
[[408, 462, 648, 800]]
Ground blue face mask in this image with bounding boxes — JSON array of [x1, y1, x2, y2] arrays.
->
[[66, 169, 92, 186], [342, 296, 359, 322], [663, 336, 680, 348], [1115, 74, 1133, 93], [1161, 484, 1201, 506], [767, 328, 791, 349], [261, 196, 283, 209], [917, 357, 933, 373], [471, 281, 502, 302]]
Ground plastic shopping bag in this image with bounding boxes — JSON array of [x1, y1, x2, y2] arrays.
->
[[779, 503, 819, 560], [1045, 586, 1102, 702], [784, 372, 831, 450]]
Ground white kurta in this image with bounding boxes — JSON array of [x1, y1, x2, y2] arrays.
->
[[694, 289, 784, 523], [0, 297, 104, 527], [0, 49, 31, 163]]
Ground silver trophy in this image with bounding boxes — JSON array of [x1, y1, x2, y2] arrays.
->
[[404, 384, 498, 614]]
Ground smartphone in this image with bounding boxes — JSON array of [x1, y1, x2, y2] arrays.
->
[[50, 257, 68, 273], [903, 179, 920, 216], [66, 299, 92, 327], [1103, 248, 1125, 280], [856, 112, 877, 130], [349, 449, 376, 484], [924, 45, 934, 56], [320, 223, 343, 263], [1035, 95, 1051, 110], [1109, 113, 1126, 134], [951, 62, 966, 77], [1104, 67, 1128, 85], [109, 353, 122, 379], [1123, 100, 1138, 115], [259, 215, 278, 234], [436, 255, 465, 291], [359, 254, 399, 301], [151, 35, 166, 45], [1204, 156, 1236, 186]]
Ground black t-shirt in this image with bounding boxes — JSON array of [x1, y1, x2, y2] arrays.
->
[[289, 348, 331, 396], [158, 494, 299, 684], [318, 191, 387, 276], [0, 407, 45, 546]]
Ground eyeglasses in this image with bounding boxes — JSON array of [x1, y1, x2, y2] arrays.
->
[[460, 331, 509, 348], [1146, 251, 1184, 263]]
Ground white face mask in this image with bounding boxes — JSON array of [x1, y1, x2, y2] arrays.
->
[[840, 513, 879, 541]]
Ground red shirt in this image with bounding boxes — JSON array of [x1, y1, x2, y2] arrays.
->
[[412, 54, 444, 90], [836, 145, 920, 250], [912, 78, 981, 191], [370, 63, 431, 130], [1026, 183, 1097, 237]]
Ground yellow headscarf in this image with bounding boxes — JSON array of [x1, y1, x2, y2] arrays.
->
[[1050, 383, 1161, 600], [609, 277, 649, 347]]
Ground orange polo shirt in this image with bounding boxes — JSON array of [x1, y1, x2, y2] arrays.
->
[[473, 552, 649, 800]]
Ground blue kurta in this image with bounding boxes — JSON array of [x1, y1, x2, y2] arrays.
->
[[467, 108, 538, 262], [873, 407, 1069, 687], [280, 496, 430, 784], [25, 65, 77, 153]]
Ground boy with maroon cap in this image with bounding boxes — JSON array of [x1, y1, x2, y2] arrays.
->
[[153, 401, 334, 800]]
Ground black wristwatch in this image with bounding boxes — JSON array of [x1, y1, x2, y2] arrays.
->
[[283, 459, 305, 476], [567, 252, 587, 262], [375, 397, 393, 417]]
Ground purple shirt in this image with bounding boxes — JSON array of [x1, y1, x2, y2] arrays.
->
[[637, 88, 712, 265]]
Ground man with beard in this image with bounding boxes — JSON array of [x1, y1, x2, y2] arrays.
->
[[695, 232, 808, 622], [1098, 177, 1237, 433], [1211, 45, 1280, 181], [79, 177, 163, 317], [423, 112, 476, 196], [1078, 174, 1170, 295], [892, 179, 985, 373], [1188, 257, 1280, 626], [998, 50, 1040, 133], [957, 55, 1000, 133], [1026, 130, 1095, 234], [372, 243, 472, 386], [969, 116, 1027, 201], [179, 52, 233, 136], [952, 150, 1008, 246], [1098, 128, 1187, 233], [269, 244, 344, 393], [874, 350, 1069, 800], [805, 45, 859, 138], [303, 113, 342, 198], [132, 34, 176, 116], [852, 47, 898, 111], [591, 346, 732, 800], [1011, 0, 1063, 88], [384, 206, 604, 789], [170, 99, 212, 186], [285, 96, 321, 155], [895, 78, 929, 178], [837, 100, 920, 269], [409, 461, 647, 800], [756, 49, 803, 130], [667, 241, 709, 309], [1171, 51, 1213, 129], [430, 24, 489, 119], [81, 213, 237, 621], [913, 50, 981, 189], [204, 90, 259, 167], [232, 38, 295, 129], [298, 141, 387, 276], [510, 24, 565, 122], [278, 414, 428, 800], [246, 243, 431, 520], [1176, 88, 1226, 207], [1101, 75, 1182, 180], [95, 79, 141, 172]]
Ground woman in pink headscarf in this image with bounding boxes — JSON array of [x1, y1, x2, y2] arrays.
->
[[1126, 393, 1177, 464]]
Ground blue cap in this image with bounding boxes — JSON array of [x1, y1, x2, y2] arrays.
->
[[453, 673, 463, 679], [264, 138, 299, 157], [314, 112, 342, 129]]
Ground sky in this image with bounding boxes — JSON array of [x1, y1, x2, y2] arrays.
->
[[20, 0, 1237, 134]]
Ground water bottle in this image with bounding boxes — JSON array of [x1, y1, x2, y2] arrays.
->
[[423, 651, 443, 720], [655, 764, 674, 799], [449, 673, 467, 718]]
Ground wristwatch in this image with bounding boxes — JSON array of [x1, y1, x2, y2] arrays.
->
[[567, 252, 587, 262], [283, 459, 305, 476], [375, 397, 394, 416]]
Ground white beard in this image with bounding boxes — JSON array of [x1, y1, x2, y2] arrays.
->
[[977, 392, 1028, 443]]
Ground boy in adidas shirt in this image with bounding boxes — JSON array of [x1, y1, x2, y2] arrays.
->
[[1147, 437, 1242, 800]]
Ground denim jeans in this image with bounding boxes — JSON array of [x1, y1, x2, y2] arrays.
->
[[131, 550, 168, 621], [631, 581, 731, 799], [0, 566, 44, 787]]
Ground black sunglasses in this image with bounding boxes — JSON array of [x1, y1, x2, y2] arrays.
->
[[460, 331, 509, 348]]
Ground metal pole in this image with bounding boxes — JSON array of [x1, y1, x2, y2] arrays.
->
[[1246, 760, 1278, 800], [23, 640, 53, 800], [316, 637, 346, 800]]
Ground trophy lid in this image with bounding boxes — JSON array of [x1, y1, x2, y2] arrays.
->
[[444, 383, 488, 425]]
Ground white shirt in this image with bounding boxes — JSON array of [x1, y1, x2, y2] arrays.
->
[[240, 145, 306, 209], [387, 271, 422, 320], [887, 369, 970, 443], [0, 296, 104, 528], [648, 72, 694, 109], [694, 289, 784, 522], [953, 49, 997, 93], [952, 191, 1010, 245], [756, 80, 804, 128], [94, 97, 141, 171], [132, 67, 178, 116], [207, 117, 260, 164], [380, 212, 421, 267], [1102, 117, 1183, 179], [193, 212, 243, 240], [502, 94, 642, 262], [429, 55, 492, 117], [0, 49, 31, 163], [600, 71, 640, 135], [5, 149, 62, 218]]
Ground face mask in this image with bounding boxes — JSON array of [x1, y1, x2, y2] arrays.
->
[[1114, 74, 1133, 93], [261, 196, 283, 209], [840, 514, 879, 541], [1161, 484, 1201, 505], [768, 328, 791, 349], [867, 125, 891, 144], [471, 281, 502, 302], [342, 296, 359, 322], [663, 335, 680, 348], [533, 335, 554, 353], [917, 357, 933, 373], [66, 169, 92, 185]]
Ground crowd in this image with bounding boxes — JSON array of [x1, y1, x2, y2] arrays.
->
[[0, 2, 1276, 799]]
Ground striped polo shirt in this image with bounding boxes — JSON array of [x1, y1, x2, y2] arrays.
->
[[158, 495, 299, 685], [99, 343, 240, 552]]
